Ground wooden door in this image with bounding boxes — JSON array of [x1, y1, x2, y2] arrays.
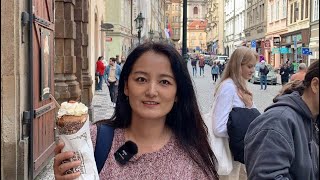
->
[[32, 0, 56, 178]]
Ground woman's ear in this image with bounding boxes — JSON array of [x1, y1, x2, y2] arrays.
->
[[175, 96, 178, 103], [311, 77, 319, 94], [124, 81, 129, 96]]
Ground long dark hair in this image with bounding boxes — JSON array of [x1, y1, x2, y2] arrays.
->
[[273, 60, 319, 102], [97, 42, 218, 179]]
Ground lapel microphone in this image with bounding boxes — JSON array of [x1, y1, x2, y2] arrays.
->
[[114, 141, 138, 165]]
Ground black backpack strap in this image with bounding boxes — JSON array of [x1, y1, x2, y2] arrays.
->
[[94, 123, 114, 174]]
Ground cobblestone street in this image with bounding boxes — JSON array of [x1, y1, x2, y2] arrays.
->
[[36, 62, 283, 179]]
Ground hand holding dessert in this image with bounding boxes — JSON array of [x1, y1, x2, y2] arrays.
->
[[54, 100, 99, 180]]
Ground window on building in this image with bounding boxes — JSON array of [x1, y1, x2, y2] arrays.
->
[[294, 2, 299, 22], [276, 1, 279, 20], [261, 4, 265, 22], [166, 4, 169, 11], [253, 8, 256, 23], [305, 0, 309, 18], [248, 12, 252, 26], [173, 28, 178, 35], [194, 7, 198, 15], [271, 4, 274, 22], [283, 0, 287, 18], [290, 4, 293, 23], [176, 4, 179, 11], [301, 0, 304, 20], [314, 0, 319, 21]]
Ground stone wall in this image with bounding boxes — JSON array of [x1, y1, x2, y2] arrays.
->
[[1, 0, 29, 179]]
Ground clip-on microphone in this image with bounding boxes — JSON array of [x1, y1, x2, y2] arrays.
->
[[114, 141, 138, 165]]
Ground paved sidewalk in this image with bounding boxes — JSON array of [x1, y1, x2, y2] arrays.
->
[[35, 83, 114, 180]]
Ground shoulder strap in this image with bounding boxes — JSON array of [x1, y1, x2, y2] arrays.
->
[[94, 123, 114, 174]]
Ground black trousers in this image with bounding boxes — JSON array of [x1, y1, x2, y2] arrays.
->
[[212, 74, 218, 82], [107, 81, 118, 103]]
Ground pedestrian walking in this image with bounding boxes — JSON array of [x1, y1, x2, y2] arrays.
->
[[95, 56, 105, 91], [259, 60, 269, 90], [211, 62, 219, 83], [199, 55, 205, 77], [115, 55, 121, 65], [244, 60, 319, 180], [105, 57, 122, 107], [53, 42, 219, 180], [120, 55, 126, 69], [280, 63, 290, 85], [290, 63, 307, 81], [210, 46, 258, 180], [191, 57, 197, 77]]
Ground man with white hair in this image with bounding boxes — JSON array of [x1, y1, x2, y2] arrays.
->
[[290, 63, 307, 81], [259, 60, 269, 90]]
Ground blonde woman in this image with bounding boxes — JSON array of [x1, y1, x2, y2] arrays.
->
[[211, 47, 259, 180]]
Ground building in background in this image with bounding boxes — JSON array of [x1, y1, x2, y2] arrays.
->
[[244, 0, 267, 55], [1, 0, 106, 178], [309, 0, 319, 65], [206, 0, 225, 55], [280, 0, 310, 64], [104, 0, 133, 61], [186, 0, 208, 52], [188, 20, 208, 52], [233, 0, 246, 49], [165, 0, 182, 48], [265, 0, 288, 68], [224, 0, 236, 56], [187, 0, 208, 21]]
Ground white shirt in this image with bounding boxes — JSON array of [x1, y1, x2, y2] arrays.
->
[[211, 78, 255, 137]]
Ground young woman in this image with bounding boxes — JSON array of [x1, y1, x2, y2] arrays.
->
[[245, 60, 319, 180], [211, 46, 259, 180], [53, 42, 219, 179]]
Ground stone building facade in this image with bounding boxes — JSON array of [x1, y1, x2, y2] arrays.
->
[[280, 0, 310, 64], [309, 0, 319, 65], [265, 0, 288, 68], [165, 0, 182, 47], [244, 0, 267, 55], [206, 0, 225, 55], [1, 0, 105, 179]]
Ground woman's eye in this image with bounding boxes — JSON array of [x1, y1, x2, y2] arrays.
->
[[160, 80, 171, 85], [136, 77, 147, 82]]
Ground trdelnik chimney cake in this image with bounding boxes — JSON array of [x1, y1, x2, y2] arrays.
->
[[57, 101, 99, 180]]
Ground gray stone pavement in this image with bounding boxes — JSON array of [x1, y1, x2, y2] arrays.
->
[[35, 82, 114, 180]]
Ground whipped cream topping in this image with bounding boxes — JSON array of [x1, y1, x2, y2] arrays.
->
[[57, 101, 88, 118]]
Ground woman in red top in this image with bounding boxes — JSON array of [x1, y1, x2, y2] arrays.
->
[[96, 56, 105, 90]]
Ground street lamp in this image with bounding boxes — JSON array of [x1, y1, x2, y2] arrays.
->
[[148, 29, 154, 41], [134, 12, 145, 44]]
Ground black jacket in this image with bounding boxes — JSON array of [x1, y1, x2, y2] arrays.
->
[[244, 92, 319, 180], [259, 66, 269, 76]]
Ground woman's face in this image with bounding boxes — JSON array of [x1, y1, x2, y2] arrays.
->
[[124, 51, 177, 121], [241, 59, 256, 80]]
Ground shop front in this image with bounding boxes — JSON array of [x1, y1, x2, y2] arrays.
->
[[280, 28, 310, 64]]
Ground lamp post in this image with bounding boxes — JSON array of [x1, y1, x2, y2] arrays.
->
[[134, 12, 145, 44], [182, 0, 188, 64], [148, 29, 154, 41]]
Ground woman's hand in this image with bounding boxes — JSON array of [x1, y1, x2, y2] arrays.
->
[[53, 141, 82, 180], [237, 89, 253, 108]]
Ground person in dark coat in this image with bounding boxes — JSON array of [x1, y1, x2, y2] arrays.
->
[[280, 63, 290, 85], [244, 60, 319, 180]]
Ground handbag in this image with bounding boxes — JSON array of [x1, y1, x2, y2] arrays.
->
[[227, 107, 261, 164], [203, 102, 233, 175], [95, 72, 100, 76]]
